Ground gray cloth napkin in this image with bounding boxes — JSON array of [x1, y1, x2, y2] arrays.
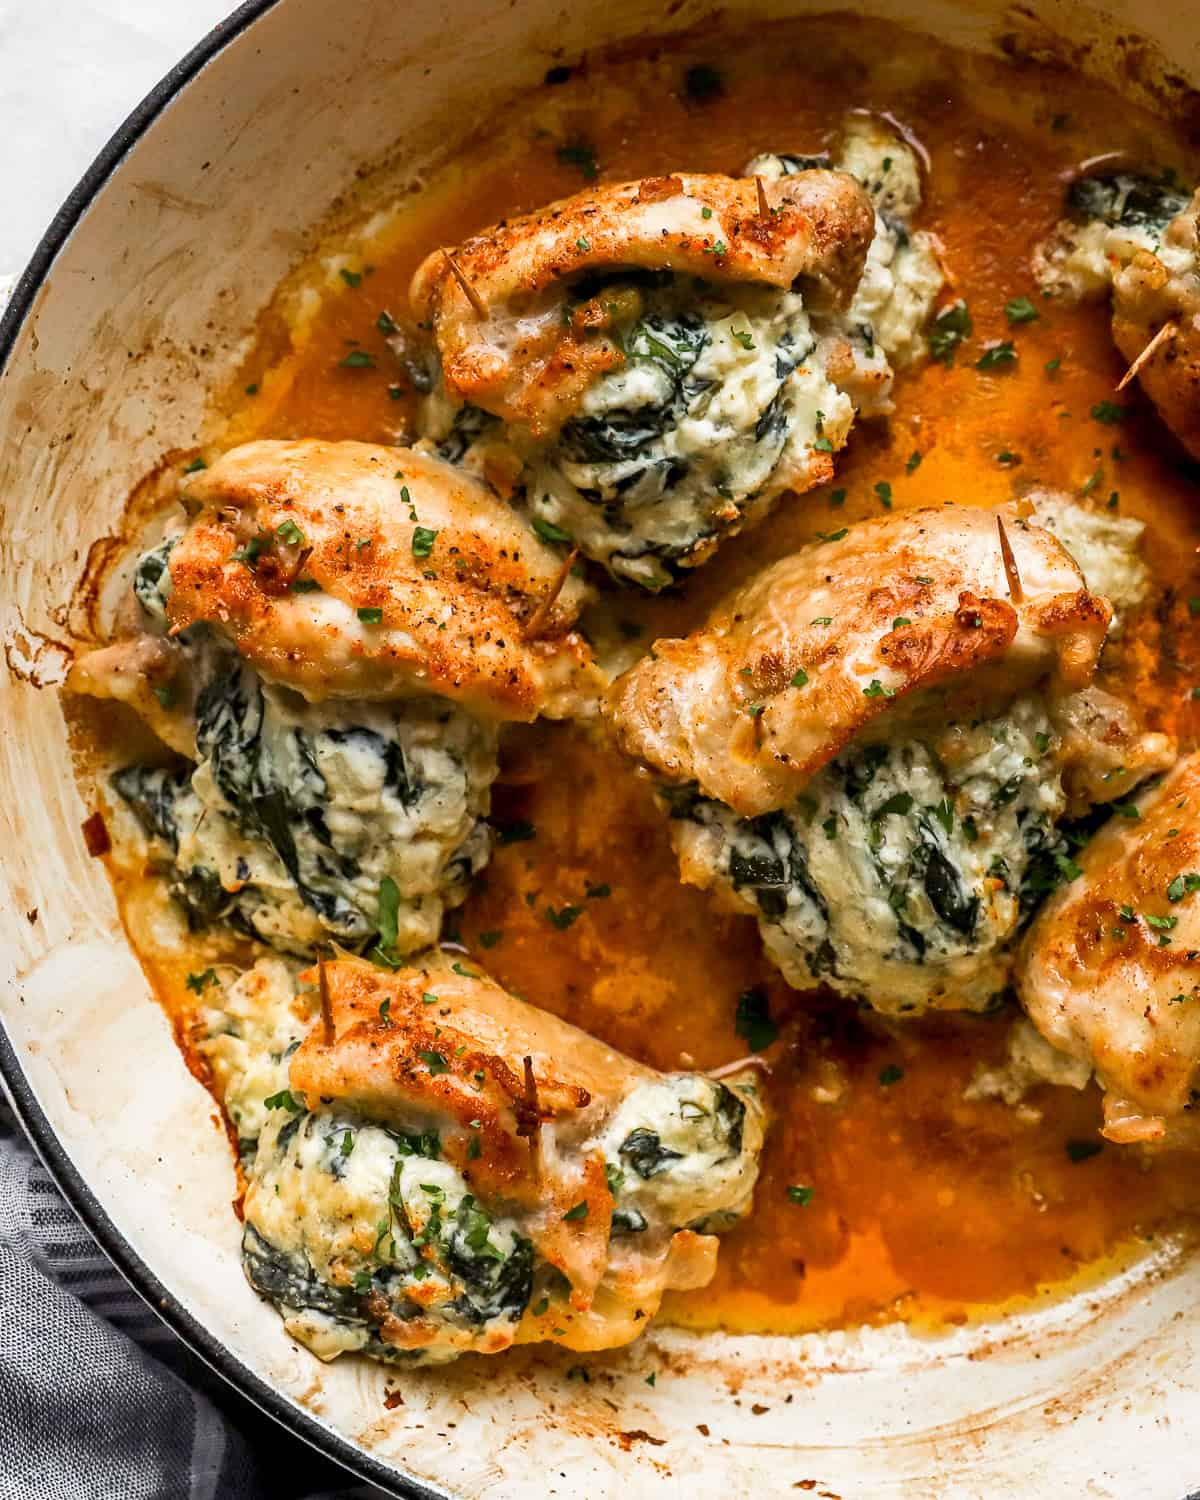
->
[[0, 1104, 379, 1500]]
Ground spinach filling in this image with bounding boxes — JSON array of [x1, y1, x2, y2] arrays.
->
[[422, 269, 842, 590], [1067, 170, 1190, 234], [113, 641, 494, 956], [241, 1110, 533, 1359], [667, 707, 1082, 1013]]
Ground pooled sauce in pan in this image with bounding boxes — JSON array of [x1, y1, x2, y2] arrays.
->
[[78, 13, 1200, 1338]]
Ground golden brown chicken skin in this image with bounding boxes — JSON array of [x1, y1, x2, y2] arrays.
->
[[609, 504, 1118, 819], [234, 955, 765, 1362], [166, 439, 593, 721], [411, 170, 875, 435], [1018, 753, 1200, 1146]]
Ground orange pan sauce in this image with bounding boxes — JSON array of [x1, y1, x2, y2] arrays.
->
[[109, 14, 1200, 1336]]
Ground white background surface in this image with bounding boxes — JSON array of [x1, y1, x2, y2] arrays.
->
[[0, 0, 235, 277]]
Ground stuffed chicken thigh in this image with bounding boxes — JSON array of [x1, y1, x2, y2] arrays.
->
[[67, 439, 596, 956], [609, 504, 1173, 1014], [1018, 753, 1200, 1146], [411, 169, 876, 588], [1035, 169, 1200, 459], [198, 955, 765, 1364]]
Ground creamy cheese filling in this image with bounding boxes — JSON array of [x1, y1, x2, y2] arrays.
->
[[594, 1074, 761, 1235], [113, 593, 498, 957], [421, 274, 852, 591], [747, 116, 943, 402], [1034, 170, 1195, 302], [666, 698, 1078, 1015]]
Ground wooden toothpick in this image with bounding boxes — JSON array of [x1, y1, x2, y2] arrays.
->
[[522, 547, 580, 641], [443, 251, 488, 321], [318, 957, 334, 1046], [1117, 319, 1176, 391], [996, 515, 1024, 604], [755, 174, 769, 219]]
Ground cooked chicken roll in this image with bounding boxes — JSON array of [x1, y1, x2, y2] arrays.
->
[[1018, 753, 1200, 1146], [198, 955, 765, 1364], [746, 111, 944, 413], [1034, 169, 1200, 459], [67, 439, 604, 956], [166, 439, 591, 721], [609, 505, 1173, 1014], [411, 170, 876, 589]]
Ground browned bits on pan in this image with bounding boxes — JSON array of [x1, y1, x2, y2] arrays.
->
[[81, 811, 111, 858]]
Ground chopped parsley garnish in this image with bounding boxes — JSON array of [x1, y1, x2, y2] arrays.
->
[[275, 519, 305, 546], [290, 577, 321, 593], [376, 309, 398, 335], [1045, 356, 1061, 374], [556, 142, 599, 179], [339, 267, 362, 288], [928, 300, 972, 365], [735, 987, 777, 1052], [1005, 296, 1039, 324], [786, 1185, 814, 1206], [701, 205, 713, 220], [357, 605, 384, 624], [229, 537, 263, 569], [892, 616, 912, 629], [412, 526, 438, 558], [829, 488, 846, 508], [244, 383, 258, 395], [183, 457, 207, 474], [1091, 401, 1127, 424], [340, 1130, 355, 1157], [339, 349, 375, 369], [933, 797, 955, 834], [976, 340, 1017, 371], [264, 1089, 303, 1113], [817, 528, 848, 542], [152, 684, 175, 710], [586, 882, 611, 899], [1112, 801, 1141, 820], [862, 679, 895, 699], [546, 904, 583, 930], [878, 1064, 904, 1087], [876, 792, 914, 817], [791, 668, 809, 688], [1034, 732, 1051, 755], [732, 328, 755, 351], [906, 450, 922, 474], [875, 481, 893, 509], [1166, 873, 1200, 902], [377, 875, 401, 953], [533, 516, 573, 545], [479, 929, 504, 948], [185, 969, 218, 993], [562, 1200, 589, 1222], [418, 1050, 450, 1076]]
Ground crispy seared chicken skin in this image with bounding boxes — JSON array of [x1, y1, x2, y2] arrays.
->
[[163, 439, 591, 720], [411, 170, 874, 435], [610, 505, 1120, 819], [1018, 753, 1200, 1146], [225, 955, 765, 1362]]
